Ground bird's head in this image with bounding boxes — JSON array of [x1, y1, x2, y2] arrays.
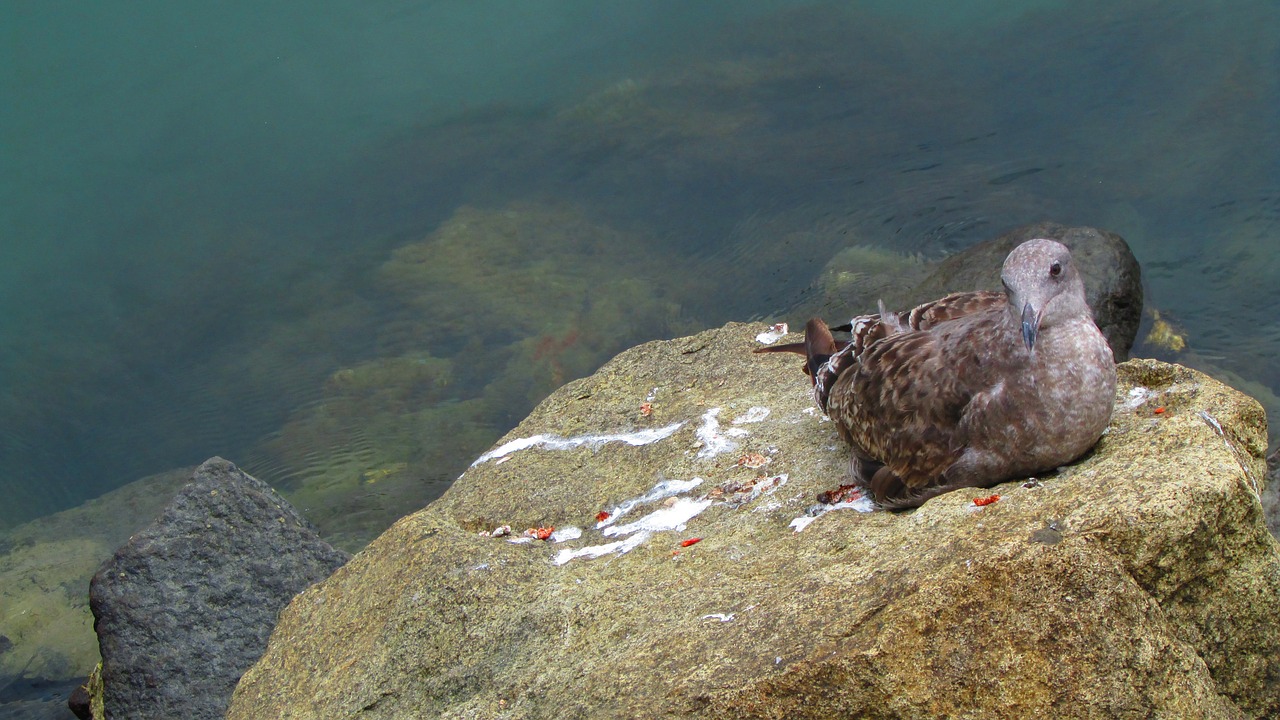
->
[[1000, 238, 1088, 352]]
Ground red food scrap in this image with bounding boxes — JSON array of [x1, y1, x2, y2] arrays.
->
[[973, 494, 1001, 507], [1153, 406, 1166, 415], [680, 537, 702, 548], [595, 510, 611, 523], [816, 484, 863, 505], [640, 402, 653, 417], [526, 526, 555, 540]]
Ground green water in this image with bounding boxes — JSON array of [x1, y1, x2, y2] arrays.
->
[[3, 0, 1278, 534], [0, 0, 809, 528], [3, 0, 1279, 712], [3, 0, 1278, 536]]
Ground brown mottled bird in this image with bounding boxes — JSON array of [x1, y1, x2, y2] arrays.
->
[[758, 238, 1117, 508]]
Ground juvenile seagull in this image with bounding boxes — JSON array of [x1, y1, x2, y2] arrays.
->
[[759, 238, 1117, 508]]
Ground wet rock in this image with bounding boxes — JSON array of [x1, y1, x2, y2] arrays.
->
[[90, 458, 349, 720], [228, 323, 1276, 719], [67, 664, 101, 720], [67, 682, 90, 720]]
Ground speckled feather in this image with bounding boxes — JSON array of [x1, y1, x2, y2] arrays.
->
[[771, 239, 1117, 508], [811, 290, 1007, 408]]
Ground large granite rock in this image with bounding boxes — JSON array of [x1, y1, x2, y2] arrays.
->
[[228, 324, 1277, 719], [1268, 448, 1280, 537], [90, 458, 350, 720]]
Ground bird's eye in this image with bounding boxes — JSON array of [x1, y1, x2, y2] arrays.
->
[[1049, 261, 1062, 277]]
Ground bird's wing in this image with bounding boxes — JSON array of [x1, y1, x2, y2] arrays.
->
[[754, 291, 1010, 418], [829, 310, 1009, 494], [903, 290, 1007, 330]]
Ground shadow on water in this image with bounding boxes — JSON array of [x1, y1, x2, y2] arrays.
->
[[0, 674, 80, 720], [0, 633, 79, 718]]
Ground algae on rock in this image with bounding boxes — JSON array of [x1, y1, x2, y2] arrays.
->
[[0, 468, 190, 699], [245, 201, 701, 551], [245, 354, 492, 552], [378, 201, 689, 362]]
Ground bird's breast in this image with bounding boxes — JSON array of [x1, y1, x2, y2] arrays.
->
[[1016, 323, 1117, 459]]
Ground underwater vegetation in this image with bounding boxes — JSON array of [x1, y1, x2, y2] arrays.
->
[[4, 0, 1279, 551], [246, 201, 701, 549], [240, 0, 1280, 548], [378, 202, 689, 363]]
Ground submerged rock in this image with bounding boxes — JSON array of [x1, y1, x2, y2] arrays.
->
[[0, 467, 191, 719], [243, 200, 703, 551], [90, 458, 349, 720], [229, 324, 1276, 719], [378, 201, 691, 373]]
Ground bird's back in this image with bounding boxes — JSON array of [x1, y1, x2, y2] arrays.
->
[[828, 302, 1019, 497]]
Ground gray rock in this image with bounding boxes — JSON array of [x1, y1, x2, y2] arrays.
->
[[89, 457, 349, 720], [903, 222, 1144, 360], [228, 323, 1277, 720]]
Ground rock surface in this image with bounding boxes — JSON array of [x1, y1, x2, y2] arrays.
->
[[1268, 447, 1280, 537], [229, 324, 1276, 719], [90, 458, 350, 720]]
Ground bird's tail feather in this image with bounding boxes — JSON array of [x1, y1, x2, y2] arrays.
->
[[803, 318, 837, 378]]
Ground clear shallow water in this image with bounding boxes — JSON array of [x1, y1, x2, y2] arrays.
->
[[1, 0, 1278, 543], [2, 1, 1279, 712]]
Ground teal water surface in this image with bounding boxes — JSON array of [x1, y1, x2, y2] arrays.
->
[[3, 0, 1279, 713], [2, 0, 1278, 562]]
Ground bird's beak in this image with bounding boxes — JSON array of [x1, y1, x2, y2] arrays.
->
[[1021, 301, 1039, 351]]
